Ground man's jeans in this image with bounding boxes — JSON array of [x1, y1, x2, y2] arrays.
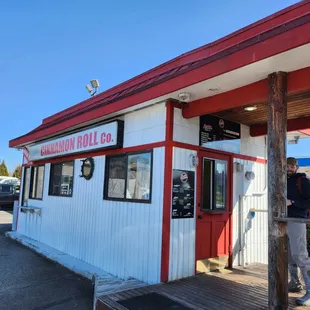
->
[[288, 222, 310, 290]]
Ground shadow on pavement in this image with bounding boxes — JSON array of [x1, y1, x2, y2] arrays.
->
[[0, 209, 12, 236], [0, 210, 93, 310]]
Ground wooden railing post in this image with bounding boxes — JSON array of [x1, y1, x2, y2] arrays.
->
[[268, 71, 288, 309]]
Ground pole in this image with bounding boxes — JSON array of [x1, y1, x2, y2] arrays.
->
[[267, 71, 288, 309]]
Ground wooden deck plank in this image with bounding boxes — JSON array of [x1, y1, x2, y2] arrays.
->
[[97, 264, 310, 310]]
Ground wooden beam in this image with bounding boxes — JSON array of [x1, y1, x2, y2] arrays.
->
[[267, 71, 288, 309], [250, 116, 310, 137], [182, 66, 310, 119]]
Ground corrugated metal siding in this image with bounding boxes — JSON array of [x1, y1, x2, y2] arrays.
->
[[232, 158, 268, 267], [17, 147, 165, 284], [169, 147, 196, 281]]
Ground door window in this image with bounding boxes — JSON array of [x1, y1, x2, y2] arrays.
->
[[201, 158, 227, 211]]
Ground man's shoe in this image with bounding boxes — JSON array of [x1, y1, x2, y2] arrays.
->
[[289, 280, 303, 293], [296, 291, 310, 306]]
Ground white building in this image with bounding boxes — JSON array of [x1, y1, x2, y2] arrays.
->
[[8, 1, 310, 286]]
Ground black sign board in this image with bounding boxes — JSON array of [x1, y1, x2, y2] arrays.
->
[[199, 114, 240, 146], [172, 169, 195, 219]]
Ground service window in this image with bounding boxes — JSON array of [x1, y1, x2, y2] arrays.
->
[[30, 165, 45, 199], [49, 161, 74, 197], [104, 151, 152, 203]]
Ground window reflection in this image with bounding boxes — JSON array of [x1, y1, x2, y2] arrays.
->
[[107, 157, 126, 198], [49, 161, 74, 197], [201, 158, 227, 211], [105, 152, 152, 202], [126, 153, 151, 200]]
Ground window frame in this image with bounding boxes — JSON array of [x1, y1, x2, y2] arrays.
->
[[103, 150, 153, 204], [201, 157, 228, 212], [22, 166, 31, 206], [48, 161, 75, 197], [29, 165, 45, 200]]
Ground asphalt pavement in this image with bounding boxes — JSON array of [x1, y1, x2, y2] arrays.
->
[[0, 210, 93, 310]]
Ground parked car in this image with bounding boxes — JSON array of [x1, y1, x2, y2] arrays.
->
[[0, 176, 20, 185], [0, 177, 20, 209]]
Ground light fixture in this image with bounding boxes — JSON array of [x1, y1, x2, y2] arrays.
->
[[80, 157, 95, 180], [288, 136, 300, 144], [86, 79, 100, 97], [244, 105, 257, 111], [90, 79, 99, 88], [245, 171, 255, 181], [178, 92, 191, 103]]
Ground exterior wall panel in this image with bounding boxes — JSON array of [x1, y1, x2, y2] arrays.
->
[[18, 147, 165, 284], [123, 102, 166, 147], [169, 147, 197, 281], [173, 109, 200, 145], [232, 158, 268, 267]]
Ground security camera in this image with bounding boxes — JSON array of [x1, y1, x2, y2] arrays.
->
[[178, 92, 191, 103]]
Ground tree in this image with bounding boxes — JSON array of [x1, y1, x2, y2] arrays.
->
[[12, 165, 22, 179], [0, 160, 9, 176]]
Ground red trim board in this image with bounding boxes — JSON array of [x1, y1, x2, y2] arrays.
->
[[161, 101, 174, 282], [183, 66, 310, 118], [251, 115, 310, 137], [23, 139, 267, 167]]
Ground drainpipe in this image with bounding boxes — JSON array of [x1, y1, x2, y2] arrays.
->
[[238, 195, 245, 267]]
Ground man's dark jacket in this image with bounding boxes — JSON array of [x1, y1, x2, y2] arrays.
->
[[288, 173, 310, 218]]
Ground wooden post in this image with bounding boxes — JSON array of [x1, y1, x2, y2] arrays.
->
[[267, 71, 288, 309]]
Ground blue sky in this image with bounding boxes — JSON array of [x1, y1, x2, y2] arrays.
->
[[0, 0, 307, 172]]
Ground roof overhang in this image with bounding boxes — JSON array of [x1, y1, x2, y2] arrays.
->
[[9, 1, 310, 148]]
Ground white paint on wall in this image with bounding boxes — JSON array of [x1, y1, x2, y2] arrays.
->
[[173, 108, 200, 145], [17, 147, 165, 284], [123, 102, 166, 147], [232, 158, 268, 267], [240, 125, 266, 158], [169, 147, 197, 281]]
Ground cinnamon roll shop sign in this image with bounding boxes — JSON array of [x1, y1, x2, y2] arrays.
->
[[27, 120, 124, 161]]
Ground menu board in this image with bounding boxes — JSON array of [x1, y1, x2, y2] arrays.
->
[[172, 169, 195, 219], [199, 114, 241, 146]]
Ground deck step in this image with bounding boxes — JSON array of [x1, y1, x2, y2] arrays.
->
[[95, 278, 146, 296], [93, 275, 147, 310]]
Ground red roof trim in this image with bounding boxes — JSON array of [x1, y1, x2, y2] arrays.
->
[[9, 2, 310, 148], [42, 1, 310, 126], [250, 116, 310, 137]]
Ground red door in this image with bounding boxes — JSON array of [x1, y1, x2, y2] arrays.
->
[[195, 150, 232, 273]]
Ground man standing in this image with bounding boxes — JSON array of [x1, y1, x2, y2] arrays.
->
[[287, 157, 310, 306]]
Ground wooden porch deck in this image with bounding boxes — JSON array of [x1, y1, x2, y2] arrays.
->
[[96, 264, 310, 310]]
